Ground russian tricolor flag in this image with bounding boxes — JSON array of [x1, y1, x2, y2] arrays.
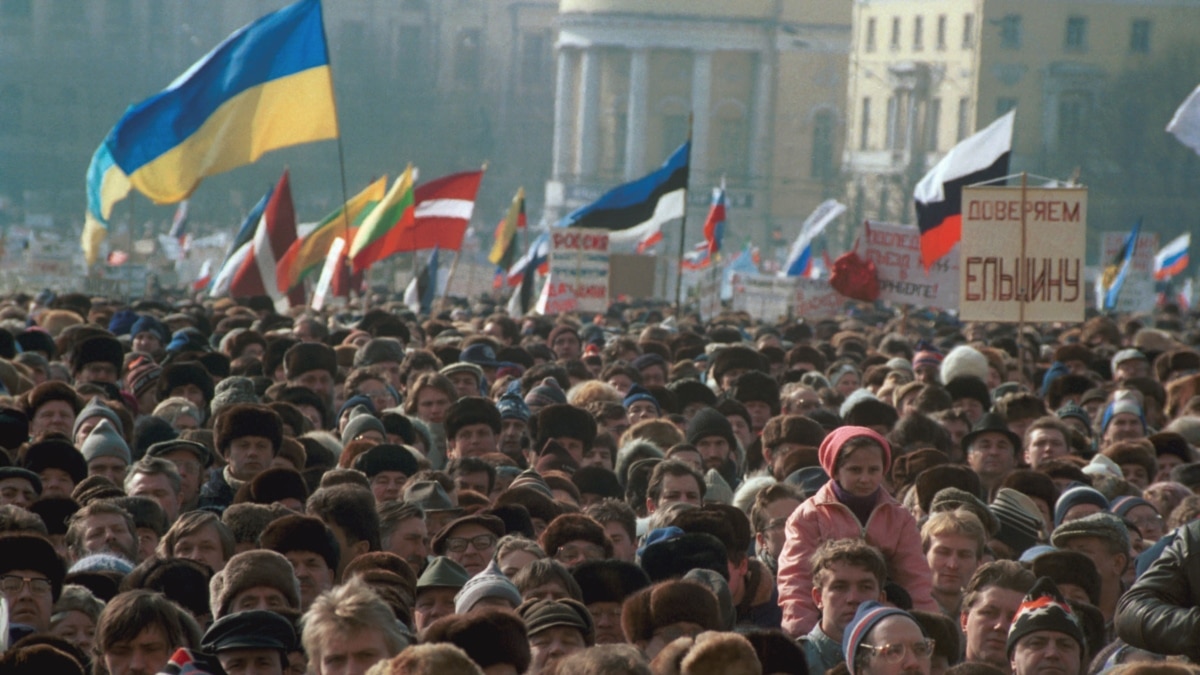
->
[[1154, 233, 1190, 281], [703, 184, 727, 256], [781, 199, 846, 278]]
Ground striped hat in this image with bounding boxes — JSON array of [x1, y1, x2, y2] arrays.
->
[[842, 601, 925, 675]]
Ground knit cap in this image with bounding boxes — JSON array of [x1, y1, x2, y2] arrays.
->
[[990, 488, 1043, 556], [80, 419, 131, 465], [73, 397, 125, 441], [496, 392, 531, 422], [685, 407, 737, 450], [1053, 486, 1109, 527], [1099, 398, 1146, 436], [525, 378, 567, 410], [623, 384, 660, 413], [124, 355, 162, 398], [1006, 577, 1085, 657], [210, 376, 260, 417], [842, 601, 924, 675], [454, 558, 522, 614]]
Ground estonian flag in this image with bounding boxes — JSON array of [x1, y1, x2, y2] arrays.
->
[[558, 141, 689, 245], [1101, 220, 1142, 311], [914, 110, 1014, 270]]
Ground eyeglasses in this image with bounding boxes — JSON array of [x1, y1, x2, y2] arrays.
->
[[445, 534, 496, 553], [1129, 514, 1164, 529], [554, 543, 606, 563], [0, 575, 52, 595], [859, 638, 936, 662], [358, 389, 396, 404], [759, 517, 789, 534]]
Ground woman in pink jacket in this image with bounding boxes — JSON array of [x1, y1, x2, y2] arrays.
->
[[777, 425, 936, 637]]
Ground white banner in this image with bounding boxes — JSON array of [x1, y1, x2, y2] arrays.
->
[[731, 273, 794, 320], [862, 220, 959, 309], [549, 229, 610, 313], [793, 277, 844, 320]]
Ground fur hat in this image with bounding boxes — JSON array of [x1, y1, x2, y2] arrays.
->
[[208, 549, 300, 619], [761, 415, 826, 451], [1001, 470, 1060, 517], [213, 403, 283, 456], [675, 630, 762, 675], [0, 534, 66, 601], [422, 608, 531, 672], [22, 438, 88, 484], [639, 530, 728, 583], [238, 467, 309, 506], [571, 560, 650, 605], [79, 419, 131, 465], [929, 487, 1001, 536], [283, 342, 337, 381], [729, 371, 780, 412], [710, 346, 767, 385], [158, 361, 215, 405], [940, 345, 990, 384], [27, 497, 79, 536], [354, 338, 404, 367], [24, 381, 82, 417], [1102, 441, 1157, 481], [352, 444, 419, 479], [535, 404, 597, 450], [1050, 512, 1130, 553], [1006, 577, 1085, 658], [1030, 550, 1101, 606], [71, 335, 124, 375], [945, 376, 992, 411], [260, 514, 340, 575], [571, 466, 622, 500], [539, 514, 612, 560], [841, 394, 899, 430], [669, 380, 718, 410], [621, 580, 722, 644], [445, 396, 502, 439]]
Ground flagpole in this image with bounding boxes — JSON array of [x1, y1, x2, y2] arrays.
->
[[436, 162, 487, 315], [317, 6, 356, 308], [673, 115, 694, 318]]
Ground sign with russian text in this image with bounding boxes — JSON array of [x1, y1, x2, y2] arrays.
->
[[1100, 231, 1158, 314], [862, 220, 959, 309], [549, 228, 610, 313], [730, 273, 794, 321], [793, 277, 843, 320], [959, 186, 1087, 323]]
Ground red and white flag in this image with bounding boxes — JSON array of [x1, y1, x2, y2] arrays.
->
[[107, 250, 129, 266], [408, 170, 486, 251], [192, 259, 213, 292], [228, 170, 305, 307]]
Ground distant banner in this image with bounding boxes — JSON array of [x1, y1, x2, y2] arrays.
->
[[862, 220, 959, 309], [549, 228, 609, 313], [730, 273, 794, 320], [793, 277, 843, 320], [1101, 231, 1158, 313], [959, 186, 1087, 323]]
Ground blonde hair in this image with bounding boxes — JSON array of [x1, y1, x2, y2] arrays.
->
[[366, 644, 484, 675], [920, 508, 987, 556], [567, 380, 622, 407], [302, 577, 407, 665], [620, 418, 684, 451]]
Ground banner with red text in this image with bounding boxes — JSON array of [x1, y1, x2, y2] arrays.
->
[[862, 220, 959, 309], [959, 186, 1087, 323], [549, 228, 610, 314], [792, 277, 844, 320]]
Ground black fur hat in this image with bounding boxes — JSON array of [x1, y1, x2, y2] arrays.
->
[[260, 514, 340, 573], [212, 403, 283, 456]]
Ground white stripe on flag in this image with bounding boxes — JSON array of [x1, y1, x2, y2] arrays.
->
[[414, 198, 475, 221], [1167, 85, 1200, 156], [210, 244, 250, 297], [252, 211, 284, 300], [605, 189, 686, 246]]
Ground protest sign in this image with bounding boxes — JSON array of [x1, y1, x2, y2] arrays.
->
[[862, 221, 959, 309], [1100, 231, 1158, 313], [793, 277, 843, 320], [731, 273, 794, 321], [549, 229, 609, 313], [959, 186, 1087, 323]]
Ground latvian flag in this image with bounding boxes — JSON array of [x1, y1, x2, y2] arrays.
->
[[559, 141, 689, 246], [1154, 233, 1190, 281], [914, 110, 1014, 270]]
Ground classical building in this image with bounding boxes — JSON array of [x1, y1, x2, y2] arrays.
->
[[843, 0, 1200, 237], [546, 0, 853, 255]]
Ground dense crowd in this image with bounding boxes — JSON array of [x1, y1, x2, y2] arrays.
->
[[0, 289, 1199, 675]]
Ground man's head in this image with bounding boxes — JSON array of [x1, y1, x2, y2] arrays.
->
[[685, 407, 738, 473], [209, 549, 300, 619], [645, 459, 705, 513], [1006, 578, 1085, 675], [0, 467, 42, 510], [963, 413, 1021, 486], [1023, 417, 1071, 470], [959, 561, 1036, 670], [750, 483, 804, 563], [284, 343, 338, 406], [444, 397, 502, 460], [213, 404, 284, 482], [124, 457, 183, 524], [378, 501, 428, 573], [0, 534, 65, 632], [810, 538, 887, 641], [843, 602, 932, 675], [535, 404, 598, 465], [921, 509, 986, 604], [72, 335, 123, 385], [95, 589, 196, 675], [519, 597, 595, 673], [413, 557, 470, 632], [1099, 398, 1146, 447], [201, 609, 297, 675], [160, 510, 236, 574], [620, 579, 722, 660], [261, 514, 340, 611], [1049, 512, 1130, 589], [301, 576, 407, 675], [65, 501, 138, 564], [307, 485, 381, 577]]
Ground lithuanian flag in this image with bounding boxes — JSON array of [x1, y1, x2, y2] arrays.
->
[[349, 166, 416, 272], [276, 176, 386, 291]]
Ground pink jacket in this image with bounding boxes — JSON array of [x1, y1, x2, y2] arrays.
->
[[777, 481, 937, 637]]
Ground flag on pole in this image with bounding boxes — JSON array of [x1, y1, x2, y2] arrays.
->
[[350, 166, 416, 272], [559, 141, 689, 246], [702, 183, 728, 257], [1180, 278, 1194, 311], [168, 200, 189, 243], [1100, 219, 1142, 310], [489, 187, 526, 267], [192, 259, 213, 292], [1167, 84, 1200, 156], [82, 0, 337, 265], [277, 176, 387, 291], [635, 229, 663, 254], [1153, 233, 1190, 281], [681, 241, 713, 271], [505, 231, 550, 287], [781, 199, 847, 277], [210, 186, 273, 297], [227, 170, 305, 309], [506, 256, 540, 317], [914, 110, 1014, 270], [404, 247, 440, 315]]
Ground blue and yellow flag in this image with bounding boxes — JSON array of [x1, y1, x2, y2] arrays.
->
[[83, 0, 338, 265], [1101, 219, 1142, 311]]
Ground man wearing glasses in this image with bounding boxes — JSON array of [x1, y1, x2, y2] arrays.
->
[[430, 513, 505, 576], [1, 534, 65, 633], [843, 601, 935, 675]]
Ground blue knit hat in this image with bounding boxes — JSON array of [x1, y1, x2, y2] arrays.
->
[[497, 391, 531, 423], [1053, 485, 1109, 527], [131, 314, 170, 344], [623, 384, 660, 413], [842, 601, 925, 675], [1099, 398, 1147, 436]]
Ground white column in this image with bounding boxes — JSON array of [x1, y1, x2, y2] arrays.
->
[[691, 50, 713, 181], [748, 51, 774, 178], [575, 48, 601, 178], [623, 48, 649, 180], [551, 48, 575, 180]]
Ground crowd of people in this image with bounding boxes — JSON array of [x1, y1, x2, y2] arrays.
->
[[0, 289, 1199, 675]]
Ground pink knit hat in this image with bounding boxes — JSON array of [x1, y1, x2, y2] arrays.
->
[[817, 426, 892, 476]]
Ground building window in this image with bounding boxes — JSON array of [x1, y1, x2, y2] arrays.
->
[[1065, 16, 1087, 51], [996, 97, 1018, 118], [1, 0, 32, 19], [812, 110, 836, 180], [890, 17, 901, 50], [662, 114, 689, 161], [520, 31, 549, 86], [927, 97, 941, 151], [1058, 92, 1089, 150], [913, 16, 924, 51], [1000, 14, 1021, 49], [454, 28, 482, 84], [957, 97, 970, 142], [860, 97, 871, 150], [1130, 19, 1151, 53], [962, 13, 975, 49], [866, 17, 877, 52], [937, 15, 947, 50], [886, 96, 898, 149], [716, 114, 749, 178]]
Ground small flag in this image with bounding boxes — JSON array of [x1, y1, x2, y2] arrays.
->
[[169, 200, 189, 242], [914, 110, 1014, 270], [1180, 278, 1194, 311], [210, 185, 273, 297], [1100, 220, 1142, 310], [1167, 84, 1200, 155], [681, 241, 712, 270], [404, 246, 441, 315], [506, 231, 550, 286], [192, 259, 213, 292], [781, 199, 846, 277], [107, 250, 129, 266], [702, 183, 728, 257], [636, 229, 663, 254], [489, 187, 526, 267], [1154, 233, 1190, 281]]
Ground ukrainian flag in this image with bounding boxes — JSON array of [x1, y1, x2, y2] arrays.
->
[[83, 0, 338, 265]]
